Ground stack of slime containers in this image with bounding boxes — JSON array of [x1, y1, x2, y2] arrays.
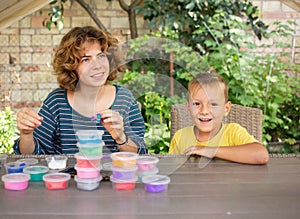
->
[[136, 156, 159, 181], [74, 130, 104, 190], [110, 152, 138, 190], [136, 156, 171, 193]]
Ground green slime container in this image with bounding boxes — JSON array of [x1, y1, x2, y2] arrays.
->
[[23, 166, 49, 181]]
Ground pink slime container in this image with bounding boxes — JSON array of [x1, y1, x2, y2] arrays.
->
[[1, 173, 30, 191], [74, 165, 101, 179], [75, 153, 101, 168], [137, 156, 159, 171]]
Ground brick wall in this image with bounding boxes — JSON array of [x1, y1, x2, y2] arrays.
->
[[0, 0, 299, 112]]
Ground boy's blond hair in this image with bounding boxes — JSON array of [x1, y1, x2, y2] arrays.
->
[[188, 72, 229, 102]]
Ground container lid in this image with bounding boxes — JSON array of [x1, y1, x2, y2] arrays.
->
[[74, 175, 102, 183], [2, 173, 30, 182], [76, 130, 104, 139], [5, 162, 27, 169], [76, 130, 104, 135], [76, 142, 104, 148], [137, 167, 159, 176], [110, 176, 138, 183], [111, 165, 137, 172], [43, 173, 71, 182], [74, 164, 101, 171], [17, 158, 39, 166], [110, 152, 138, 160], [45, 155, 68, 161], [0, 153, 8, 159], [23, 166, 49, 174], [74, 153, 102, 161], [142, 175, 170, 185], [137, 156, 159, 165]]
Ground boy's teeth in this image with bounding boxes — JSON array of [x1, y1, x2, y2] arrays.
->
[[200, 118, 211, 122]]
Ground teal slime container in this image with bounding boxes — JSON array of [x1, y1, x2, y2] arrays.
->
[[77, 143, 104, 156], [23, 166, 49, 181]]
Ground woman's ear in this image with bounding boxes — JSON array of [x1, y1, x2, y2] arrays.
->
[[224, 101, 231, 116]]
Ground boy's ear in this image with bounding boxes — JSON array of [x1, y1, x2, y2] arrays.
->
[[185, 100, 191, 114], [224, 101, 231, 116]]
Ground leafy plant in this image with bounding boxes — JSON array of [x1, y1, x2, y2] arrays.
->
[[0, 107, 19, 154], [43, 0, 67, 30], [125, 1, 300, 153], [137, 0, 268, 54]]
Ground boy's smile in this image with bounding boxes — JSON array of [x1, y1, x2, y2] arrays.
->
[[187, 83, 231, 142]]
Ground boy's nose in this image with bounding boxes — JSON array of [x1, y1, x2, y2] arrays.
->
[[198, 104, 211, 114]]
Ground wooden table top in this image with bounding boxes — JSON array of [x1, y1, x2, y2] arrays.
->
[[0, 154, 299, 219]]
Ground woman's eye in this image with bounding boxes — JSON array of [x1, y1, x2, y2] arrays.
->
[[98, 53, 106, 59], [81, 58, 89, 63]]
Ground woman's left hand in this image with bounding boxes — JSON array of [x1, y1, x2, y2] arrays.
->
[[99, 109, 126, 143]]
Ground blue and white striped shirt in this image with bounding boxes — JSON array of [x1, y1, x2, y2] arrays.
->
[[14, 85, 148, 154]]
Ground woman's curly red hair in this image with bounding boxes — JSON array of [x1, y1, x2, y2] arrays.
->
[[52, 26, 124, 91]]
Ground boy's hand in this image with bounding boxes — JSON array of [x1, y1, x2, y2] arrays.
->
[[184, 146, 217, 158], [17, 108, 43, 135]]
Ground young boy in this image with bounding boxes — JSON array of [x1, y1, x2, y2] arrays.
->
[[169, 72, 269, 164]]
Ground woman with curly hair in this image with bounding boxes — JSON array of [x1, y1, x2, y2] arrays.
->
[[14, 26, 147, 155]]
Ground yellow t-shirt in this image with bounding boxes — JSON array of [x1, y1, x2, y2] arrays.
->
[[169, 123, 258, 154]]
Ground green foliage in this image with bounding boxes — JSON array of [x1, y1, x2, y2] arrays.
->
[[130, 1, 299, 153], [118, 70, 180, 154], [0, 107, 19, 154], [43, 0, 67, 30], [137, 0, 268, 54]]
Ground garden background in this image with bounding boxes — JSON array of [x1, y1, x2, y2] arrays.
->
[[0, 0, 299, 154]]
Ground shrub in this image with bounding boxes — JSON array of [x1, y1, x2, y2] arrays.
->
[[0, 107, 19, 153]]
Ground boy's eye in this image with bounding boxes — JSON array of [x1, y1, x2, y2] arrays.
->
[[211, 102, 218, 107], [192, 102, 200, 107]]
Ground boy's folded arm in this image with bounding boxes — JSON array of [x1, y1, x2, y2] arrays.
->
[[184, 142, 269, 165]]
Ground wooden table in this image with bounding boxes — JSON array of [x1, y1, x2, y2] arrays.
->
[[0, 155, 299, 219]]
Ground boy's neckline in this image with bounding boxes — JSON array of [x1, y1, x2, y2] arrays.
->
[[194, 123, 224, 143]]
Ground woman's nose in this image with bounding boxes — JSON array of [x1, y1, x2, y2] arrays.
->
[[91, 58, 102, 69]]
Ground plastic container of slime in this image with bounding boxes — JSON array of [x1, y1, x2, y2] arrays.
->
[[46, 155, 68, 170], [0, 153, 8, 169], [74, 175, 102, 191], [110, 176, 138, 191], [74, 165, 101, 179], [110, 152, 138, 169], [43, 173, 71, 190], [142, 175, 171, 193], [5, 162, 27, 174], [23, 166, 49, 181], [1, 173, 30, 191], [75, 153, 101, 168], [76, 130, 104, 144], [17, 158, 39, 166], [111, 165, 137, 180], [136, 156, 159, 172], [137, 167, 159, 182], [77, 143, 104, 156]]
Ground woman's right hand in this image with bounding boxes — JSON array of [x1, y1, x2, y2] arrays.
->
[[17, 108, 43, 135]]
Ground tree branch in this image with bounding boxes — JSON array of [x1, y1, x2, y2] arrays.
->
[[75, 0, 107, 31], [118, 0, 142, 39]]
